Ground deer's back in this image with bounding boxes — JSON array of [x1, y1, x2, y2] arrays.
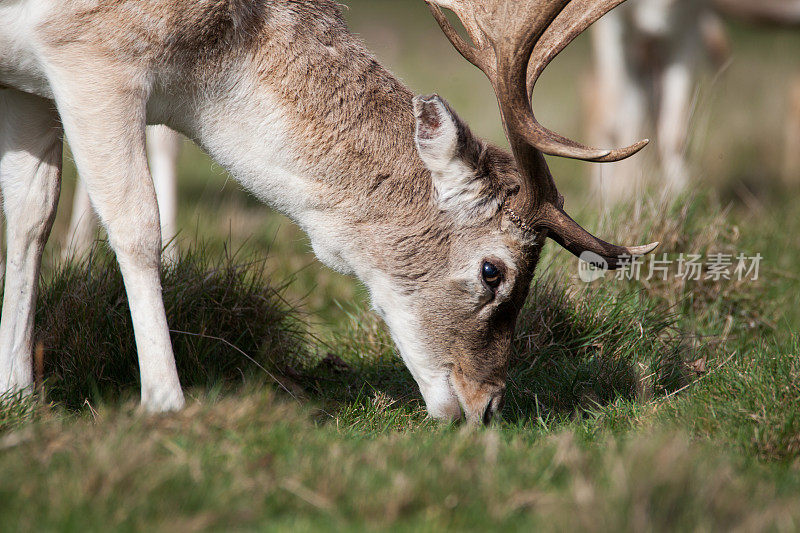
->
[[1, 0, 422, 202]]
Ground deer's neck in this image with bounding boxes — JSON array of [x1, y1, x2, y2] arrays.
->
[[171, 13, 434, 275]]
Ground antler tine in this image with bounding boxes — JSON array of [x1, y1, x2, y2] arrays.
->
[[539, 204, 659, 269], [505, 105, 648, 162], [426, 2, 491, 73]]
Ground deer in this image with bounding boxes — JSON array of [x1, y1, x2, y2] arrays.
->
[[64, 126, 182, 262], [0, 0, 658, 424], [587, 0, 800, 203]]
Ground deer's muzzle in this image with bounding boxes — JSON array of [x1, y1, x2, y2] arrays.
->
[[449, 369, 506, 425]]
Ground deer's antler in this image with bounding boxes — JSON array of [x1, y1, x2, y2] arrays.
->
[[426, 0, 657, 267]]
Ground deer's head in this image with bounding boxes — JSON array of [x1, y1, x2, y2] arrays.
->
[[363, 0, 658, 424]]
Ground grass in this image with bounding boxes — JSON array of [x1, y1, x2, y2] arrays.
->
[[33, 244, 305, 410], [2, 369, 800, 531], [665, 334, 800, 462], [2, 1, 800, 530], [1, 226, 797, 529], [2, 394, 800, 532]]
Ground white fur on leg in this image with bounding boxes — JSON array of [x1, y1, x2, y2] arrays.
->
[[604, 80, 648, 202], [0, 89, 62, 395], [66, 126, 182, 262], [49, 73, 185, 412], [589, 11, 648, 204], [117, 255, 185, 411]]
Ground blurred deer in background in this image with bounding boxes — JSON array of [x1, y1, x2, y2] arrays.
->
[[586, 0, 728, 202], [588, 0, 800, 203], [0, 0, 658, 422], [65, 126, 181, 262]]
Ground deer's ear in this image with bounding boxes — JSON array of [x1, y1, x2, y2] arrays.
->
[[413, 94, 460, 170], [413, 95, 483, 212]]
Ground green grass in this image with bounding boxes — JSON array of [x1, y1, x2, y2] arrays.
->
[[3, 393, 800, 532], [2, 1, 800, 530], [1, 215, 797, 529]]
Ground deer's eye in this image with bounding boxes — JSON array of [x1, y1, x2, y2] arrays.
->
[[482, 261, 502, 289]]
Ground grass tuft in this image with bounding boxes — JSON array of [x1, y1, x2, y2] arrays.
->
[[0, 392, 40, 434], [27, 243, 306, 410]]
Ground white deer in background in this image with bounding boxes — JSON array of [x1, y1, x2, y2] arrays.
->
[[65, 126, 182, 262], [0, 0, 658, 423], [587, 0, 727, 202], [588, 0, 800, 203]]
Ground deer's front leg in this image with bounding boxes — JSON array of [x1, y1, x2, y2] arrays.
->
[[51, 76, 184, 412], [0, 89, 62, 395]]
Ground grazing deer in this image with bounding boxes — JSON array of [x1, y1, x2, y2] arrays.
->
[[0, 0, 657, 423], [64, 126, 182, 262], [588, 0, 800, 202]]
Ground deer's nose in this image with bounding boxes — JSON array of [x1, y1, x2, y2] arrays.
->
[[482, 388, 506, 425]]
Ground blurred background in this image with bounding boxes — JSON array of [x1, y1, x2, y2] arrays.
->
[[50, 0, 800, 332]]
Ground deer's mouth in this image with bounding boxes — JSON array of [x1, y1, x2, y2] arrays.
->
[[449, 369, 506, 425]]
